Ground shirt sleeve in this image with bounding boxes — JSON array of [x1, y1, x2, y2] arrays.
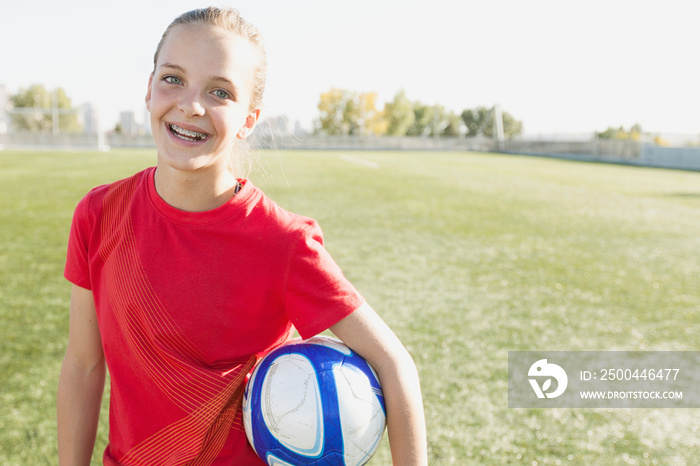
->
[[64, 191, 95, 290], [284, 220, 364, 339]]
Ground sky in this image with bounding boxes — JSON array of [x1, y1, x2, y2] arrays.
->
[[2, 0, 699, 137]]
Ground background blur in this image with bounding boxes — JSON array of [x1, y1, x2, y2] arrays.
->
[[1, 0, 699, 140]]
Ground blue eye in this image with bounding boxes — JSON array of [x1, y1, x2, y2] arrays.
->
[[163, 75, 182, 85], [213, 89, 230, 99]]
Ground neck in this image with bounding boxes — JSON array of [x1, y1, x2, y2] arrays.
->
[[153, 164, 239, 212]]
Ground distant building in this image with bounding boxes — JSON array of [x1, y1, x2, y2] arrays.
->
[[256, 115, 307, 138], [294, 120, 307, 137], [80, 103, 98, 134], [265, 115, 290, 136], [120, 110, 137, 136]]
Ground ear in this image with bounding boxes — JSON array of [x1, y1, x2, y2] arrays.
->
[[145, 74, 154, 111], [236, 108, 261, 140]]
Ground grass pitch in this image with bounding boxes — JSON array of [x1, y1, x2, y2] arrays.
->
[[1, 149, 699, 464]]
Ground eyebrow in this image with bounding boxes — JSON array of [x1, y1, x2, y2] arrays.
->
[[160, 63, 238, 94]]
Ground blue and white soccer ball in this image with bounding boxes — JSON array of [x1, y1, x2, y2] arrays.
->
[[243, 336, 387, 465]]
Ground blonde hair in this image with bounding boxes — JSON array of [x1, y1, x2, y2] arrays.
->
[[153, 7, 267, 111], [152, 7, 267, 177]]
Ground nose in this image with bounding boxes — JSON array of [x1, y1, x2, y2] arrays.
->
[[178, 90, 205, 117]]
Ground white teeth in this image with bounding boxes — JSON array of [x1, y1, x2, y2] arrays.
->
[[170, 124, 207, 140]]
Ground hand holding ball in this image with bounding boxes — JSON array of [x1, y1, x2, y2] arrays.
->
[[243, 336, 386, 465]]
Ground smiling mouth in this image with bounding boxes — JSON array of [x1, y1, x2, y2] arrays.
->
[[169, 124, 209, 142]]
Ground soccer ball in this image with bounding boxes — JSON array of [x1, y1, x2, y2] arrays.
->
[[243, 336, 387, 465]]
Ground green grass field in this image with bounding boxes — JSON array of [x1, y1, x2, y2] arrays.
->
[[1, 149, 699, 464]]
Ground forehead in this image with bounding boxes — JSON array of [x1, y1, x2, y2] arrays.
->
[[157, 23, 256, 86]]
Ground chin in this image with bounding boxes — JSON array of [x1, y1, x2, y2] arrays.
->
[[157, 145, 231, 174], [159, 152, 209, 171]]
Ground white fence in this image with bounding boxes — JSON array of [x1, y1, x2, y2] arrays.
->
[[0, 131, 100, 149], [0, 132, 154, 150], [249, 134, 496, 152], [501, 139, 700, 171], [502, 138, 643, 160], [1, 131, 699, 171], [640, 145, 700, 170]]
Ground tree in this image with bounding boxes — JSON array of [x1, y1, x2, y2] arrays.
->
[[406, 102, 434, 136], [461, 106, 522, 138], [461, 107, 491, 137], [383, 90, 415, 136], [358, 92, 388, 136], [344, 91, 386, 136], [498, 111, 523, 138], [404, 103, 466, 137], [316, 88, 347, 135], [316, 89, 523, 139], [442, 111, 463, 137], [429, 106, 464, 137], [596, 124, 643, 141], [10, 84, 82, 132], [316, 88, 386, 136], [653, 135, 670, 146]]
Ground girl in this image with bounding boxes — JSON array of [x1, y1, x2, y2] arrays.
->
[[57, 7, 427, 465]]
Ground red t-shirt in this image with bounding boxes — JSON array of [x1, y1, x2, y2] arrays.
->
[[64, 167, 364, 465]]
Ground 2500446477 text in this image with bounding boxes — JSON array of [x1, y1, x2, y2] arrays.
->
[[580, 369, 679, 382]]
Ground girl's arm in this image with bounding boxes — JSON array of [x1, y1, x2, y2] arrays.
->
[[330, 303, 428, 466], [57, 284, 106, 465]]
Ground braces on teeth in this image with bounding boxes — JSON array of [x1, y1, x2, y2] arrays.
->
[[170, 124, 207, 140]]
